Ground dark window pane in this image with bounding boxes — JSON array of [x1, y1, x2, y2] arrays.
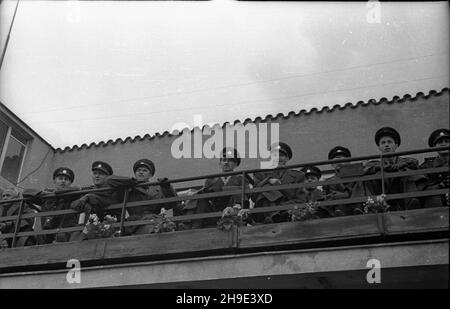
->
[[1, 136, 26, 184], [0, 120, 8, 155]]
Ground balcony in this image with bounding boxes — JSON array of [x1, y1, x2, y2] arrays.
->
[[0, 146, 448, 288]]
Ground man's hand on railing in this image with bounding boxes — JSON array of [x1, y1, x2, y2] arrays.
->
[[157, 177, 170, 188], [325, 191, 348, 200], [54, 186, 82, 194], [268, 178, 282, 185], [70, 195, 89, 211], [363, 161, 380, 174]]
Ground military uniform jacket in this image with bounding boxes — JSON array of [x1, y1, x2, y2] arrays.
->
[[200, 174, 250, 209], [294, 188, 325, 203], [252, 169, 305, 203], [0, 201, 34, 234], [106, 175, 178, 217], [364, 156, 418, 173], [71, 181, 123, 220], [419, 156, 449, 189], [323, 175, 353, 200], [23, 187, 81, 229]]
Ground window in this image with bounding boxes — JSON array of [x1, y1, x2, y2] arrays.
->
[[0, 119, 28, 184]]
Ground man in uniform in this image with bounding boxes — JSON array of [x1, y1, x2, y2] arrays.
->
[[24, 167, 81, 243], [189, 147, 250, 229], [105, 158, 179, 235], [323, 146, 361, 216], [70, 161, 122, 232], [418, 128, 449, 208], [354, 127, 422, 211], [0, 187, 36, 247], [251, 142, 305, 223], [298, 166, 333, 218]]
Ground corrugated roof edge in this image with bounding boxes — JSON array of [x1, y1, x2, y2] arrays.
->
[[55, 87, 449, 153]]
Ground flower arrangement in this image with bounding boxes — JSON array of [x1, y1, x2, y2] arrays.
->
[[288, 201, 319, 222], [217, 204, 250, 231], [153, 212, 177, 233], [0, 233, 8, 249], [83, 214, 119, 239], [363, 194, 390, 214]]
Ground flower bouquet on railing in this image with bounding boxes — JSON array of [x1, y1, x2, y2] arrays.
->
[[123, 212, 177, 235], [83, 214, 119, 240], [288, 201, 319, 222], [217, 204, 250, 231], [0, 233, 8, 249], [363, 194, 390, 214], [153, 212, 177, 233]]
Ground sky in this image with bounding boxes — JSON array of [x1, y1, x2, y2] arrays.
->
[[0, 0, 448, 149]]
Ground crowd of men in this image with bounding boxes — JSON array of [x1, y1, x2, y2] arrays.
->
[[0, 126, 448, 248]]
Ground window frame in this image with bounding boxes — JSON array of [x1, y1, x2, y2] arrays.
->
[[0, 120, 29, 185]]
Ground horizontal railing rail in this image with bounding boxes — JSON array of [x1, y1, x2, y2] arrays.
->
[[1, 166, 447, 222], [0, 146, 448, 246], [1, 145, 447, 205], [1, 189, 448, 241]]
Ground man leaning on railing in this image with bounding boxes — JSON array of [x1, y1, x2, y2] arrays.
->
[[352, 127, 423, 211], [23, 167, 82, 244], [251, 142, 306, 224], [323, 146, 363, 216], [181, 147, 250, 229], [0, 187, 36, 248], [418, 128, 449, 208], [104, 158, 178, 235], [70, 161, 123, 240]]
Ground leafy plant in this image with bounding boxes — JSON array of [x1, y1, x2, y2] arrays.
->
[[83, 214, 119, 239], [288, 201, 319, 222], [363, 194, 390, 214], [153, 212, 177, 233], [217, 204, 250, 231], [0, 233, 8, 249]]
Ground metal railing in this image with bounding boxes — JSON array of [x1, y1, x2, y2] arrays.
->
[[0, 146, 448, 248]]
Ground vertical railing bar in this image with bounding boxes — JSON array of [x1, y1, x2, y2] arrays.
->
[[118, 189, 129, 237], [11, 199, 25, 248], [241, 171, 246, 208], [380, 152, 386, 196]]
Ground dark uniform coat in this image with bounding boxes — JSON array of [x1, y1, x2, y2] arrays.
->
[[353, 156, 422, 211], [70, 182, 123, 222], [188, 174, 250, 229], [0, 200, 35, 247], [23, 187, 82, 243], [418, 155, 449, 208], [106, 175, 178, 216], [252, 169, 305, 204], [323, 175, 358, 216], [105, 175, 178, 235], [251, 169, 305, 223]]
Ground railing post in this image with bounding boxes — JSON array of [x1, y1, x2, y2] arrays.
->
[[380, 152, 386, 196], [241, 171, 246, 208], [11, 199, 25, 248], [118, 189, 129, 237]]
